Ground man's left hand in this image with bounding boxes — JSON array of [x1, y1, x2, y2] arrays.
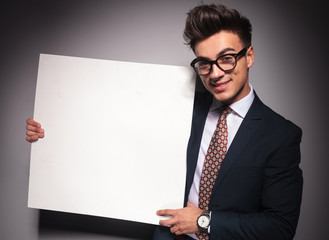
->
[[157, 202, 202, 235]]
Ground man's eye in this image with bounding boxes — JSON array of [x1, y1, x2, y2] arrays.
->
[[219, 56, 234, 63], [198, 61, 209, 68]]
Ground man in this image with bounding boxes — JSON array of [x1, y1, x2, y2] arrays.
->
[[26, 4, 303, 240], [153, 4, 303, 240]]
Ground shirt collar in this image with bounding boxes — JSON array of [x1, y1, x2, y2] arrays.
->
[[209, 84, 255, 118]]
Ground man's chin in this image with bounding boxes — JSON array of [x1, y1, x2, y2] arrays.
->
[[212, 92, 233, 104]]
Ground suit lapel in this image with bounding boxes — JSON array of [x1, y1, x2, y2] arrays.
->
[[209, 94, 264, 204]]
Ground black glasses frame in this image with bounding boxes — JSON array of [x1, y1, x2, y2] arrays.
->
[[190, 46, 250, 76]]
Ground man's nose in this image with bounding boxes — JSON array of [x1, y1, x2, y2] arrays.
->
[[210, 64, 225, 79]]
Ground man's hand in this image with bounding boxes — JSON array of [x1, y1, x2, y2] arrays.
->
[[26, 118, 44, 142], [157, 202, 202, 235]]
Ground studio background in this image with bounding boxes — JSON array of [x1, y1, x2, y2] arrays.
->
[[1, 0, 328, 239]]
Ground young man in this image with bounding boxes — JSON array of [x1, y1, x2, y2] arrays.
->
[[26, 4, 303, 240], [153, 4, 303, 240]]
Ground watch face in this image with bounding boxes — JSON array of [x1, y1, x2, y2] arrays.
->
[[198, 215, 210, 228]]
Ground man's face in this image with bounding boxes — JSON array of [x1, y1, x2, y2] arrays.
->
[[194, 31, 254, 104]]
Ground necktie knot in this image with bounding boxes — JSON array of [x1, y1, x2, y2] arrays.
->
[[220, 105, 232, 118]]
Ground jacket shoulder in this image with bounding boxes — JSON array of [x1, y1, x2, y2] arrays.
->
[[252, 96, 302, 139]]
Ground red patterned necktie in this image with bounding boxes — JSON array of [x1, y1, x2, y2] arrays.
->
[[197, 106, 232, 240]]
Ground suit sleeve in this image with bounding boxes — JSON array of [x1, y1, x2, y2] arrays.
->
[[209, 125, 303, 240]]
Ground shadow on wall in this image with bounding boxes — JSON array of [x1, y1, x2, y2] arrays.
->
[[39, 210, 155, 239]]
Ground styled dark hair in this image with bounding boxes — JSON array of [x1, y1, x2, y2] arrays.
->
[[183, 4, 252, 51]]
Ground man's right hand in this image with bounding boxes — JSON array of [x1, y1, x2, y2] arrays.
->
[[26, 118, 44, 142]]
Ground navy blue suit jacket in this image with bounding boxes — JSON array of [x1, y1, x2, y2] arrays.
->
[[154, 89, 303, 240]]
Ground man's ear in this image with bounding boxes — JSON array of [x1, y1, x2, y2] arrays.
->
[[246, 46, 255, 68]]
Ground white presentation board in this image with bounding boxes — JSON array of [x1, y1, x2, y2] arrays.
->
[[28, 54, 195, 225]]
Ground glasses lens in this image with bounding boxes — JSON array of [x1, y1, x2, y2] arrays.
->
[[195, 61, 211, 75], [217, 55, 236, 71]]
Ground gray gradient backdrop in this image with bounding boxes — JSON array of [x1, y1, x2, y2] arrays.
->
[[1, 0, 328, 239]]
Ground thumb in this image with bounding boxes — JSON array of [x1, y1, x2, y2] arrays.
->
[[187, 201, 196, 208]]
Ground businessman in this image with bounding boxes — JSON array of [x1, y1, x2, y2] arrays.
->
[[153, 4, 303, 240], [26, 3, 303, 240]]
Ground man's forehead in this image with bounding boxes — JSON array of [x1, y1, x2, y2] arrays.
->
[[195, 43, 242, 59], [194, 31, 243, 57]]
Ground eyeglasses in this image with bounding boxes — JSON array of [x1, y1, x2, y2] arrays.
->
[[190, 46, 250, 76]]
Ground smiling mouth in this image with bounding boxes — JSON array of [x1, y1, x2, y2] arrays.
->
[[211, 80, 231, 88], [217, 82, 229, 87]]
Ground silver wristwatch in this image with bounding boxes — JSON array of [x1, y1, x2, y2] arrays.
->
[[197, 211, 210, 233]]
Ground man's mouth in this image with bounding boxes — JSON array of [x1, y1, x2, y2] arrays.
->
[[216, 81, 229, 87], [211, 80, 231, 91]]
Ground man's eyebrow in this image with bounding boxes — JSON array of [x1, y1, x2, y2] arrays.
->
[[216, 47, 236, 57], [196, 47, 237, 60]]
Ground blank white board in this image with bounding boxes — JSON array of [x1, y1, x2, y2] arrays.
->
[[28, 54, 195, 225]]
